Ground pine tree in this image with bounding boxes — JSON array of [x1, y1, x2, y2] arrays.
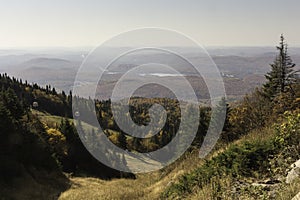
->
[[117, 132, 127, 149], [60, 118, 76, 142], [263, 34, 298, 98]]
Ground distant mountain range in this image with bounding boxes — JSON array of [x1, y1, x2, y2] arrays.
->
[[0, 47, 299, 101]]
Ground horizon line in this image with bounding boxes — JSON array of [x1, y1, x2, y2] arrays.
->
[[2, 45, 300, 50]]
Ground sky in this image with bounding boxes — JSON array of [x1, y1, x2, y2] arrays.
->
[[0, 0, 300, 48]]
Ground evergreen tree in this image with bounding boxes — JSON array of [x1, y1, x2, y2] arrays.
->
[[60, 118, 76, 142], [117, 132, 127, 149], [263, 35, 298, 98]]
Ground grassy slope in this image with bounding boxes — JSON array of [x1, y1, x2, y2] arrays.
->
[[31, 109, 96, 132], [32, 110, 173, 199], [34, 110, 300, 200], [58, 151, 203, 200], [162, 114, 300, 200], [59, 126, 299, 200]]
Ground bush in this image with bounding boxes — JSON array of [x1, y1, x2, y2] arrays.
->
[[162, 139, 276, 198]]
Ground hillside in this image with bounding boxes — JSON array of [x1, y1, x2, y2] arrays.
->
[[0, 74, 134, 199], [1, 37, 300, 199], [1, 72, 299, 199], [0, 75, 70, 199], [59, 81, 300, 200]]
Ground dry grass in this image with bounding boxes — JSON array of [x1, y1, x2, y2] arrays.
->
[[57, 133, 300, 200], [59, 174, 157, 200], [277, 180, 300, 200], [37, 111, 299, 200], [32, 109, 97, 132], [57, 128, 275, 200], [58, 151, 203, 200], [234, 125, 275, 145]]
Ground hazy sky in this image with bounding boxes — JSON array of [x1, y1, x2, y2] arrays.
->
[[1, 0, 300, 48]]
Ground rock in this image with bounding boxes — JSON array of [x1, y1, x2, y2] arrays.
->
[[261, 178, 281, 185], [251, 179, 281, 191], [292, 192, 300, 200], [251, 183, 271, 190], [286, 159, 300, 184], [290, 159, 300, 168]]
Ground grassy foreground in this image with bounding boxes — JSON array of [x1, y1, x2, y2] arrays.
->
[[34, 109, 300, 200]]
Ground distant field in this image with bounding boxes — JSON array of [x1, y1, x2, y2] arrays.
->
[[32, 109, 97, 132]]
